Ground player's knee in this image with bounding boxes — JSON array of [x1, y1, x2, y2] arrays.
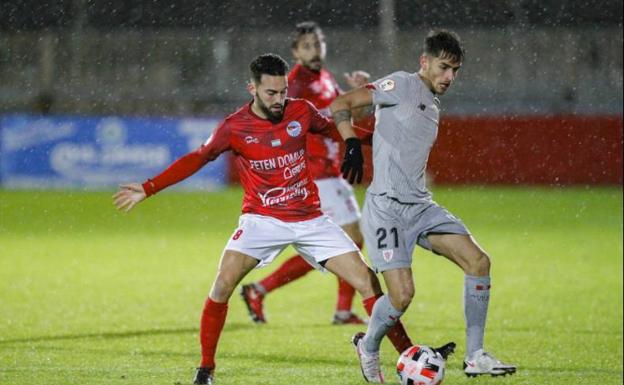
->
[[210, 273, 238, 302], [390, 286, 414, 311], [465, 251, 491, 276]]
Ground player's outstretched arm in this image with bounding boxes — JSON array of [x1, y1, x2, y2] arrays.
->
[[113, 183, 147, 213], [344, 70, 370, 89], [343, 71, 372, 121], [330, 87, 373, 140]]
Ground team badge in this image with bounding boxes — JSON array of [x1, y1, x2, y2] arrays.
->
[[382, 249, 394, 262], [379, 79, 395, 91], [286, 121, 302, 137]]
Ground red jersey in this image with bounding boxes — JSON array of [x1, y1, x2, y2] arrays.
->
[[288, 63, 342, 179], [142, 99, 334, 222]]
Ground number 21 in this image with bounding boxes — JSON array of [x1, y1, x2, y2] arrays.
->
[[376, 227, 398, 249]]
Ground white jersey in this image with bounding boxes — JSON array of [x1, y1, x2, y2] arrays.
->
[[367, 71, 441, 203]]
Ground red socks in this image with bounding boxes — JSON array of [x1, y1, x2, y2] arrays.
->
[[199, 298, 228, 368], [258, 255, 314, 293], [363, 295, 413, 353], [336, 278, 356, 311]]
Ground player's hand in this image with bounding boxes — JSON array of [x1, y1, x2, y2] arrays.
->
[[341, 138, 364, 184], [344, 70, 370, 89], [113, 183, 147, 213]]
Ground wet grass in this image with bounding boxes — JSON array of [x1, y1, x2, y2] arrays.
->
[[0, 186, 621, 385]]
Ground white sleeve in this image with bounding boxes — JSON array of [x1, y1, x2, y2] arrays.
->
[[369, 71, 411, 107]]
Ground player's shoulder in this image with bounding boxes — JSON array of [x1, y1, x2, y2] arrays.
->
[[222, 104, 253, 124], [286, 97, 315, 111], [320, 67, 338, 79], [381, 70, 414, 84], [288, 63, 305, 81], [371, 71, 415, 93]]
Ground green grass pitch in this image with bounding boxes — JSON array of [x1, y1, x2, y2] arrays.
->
[[1, 186, 622, 385]]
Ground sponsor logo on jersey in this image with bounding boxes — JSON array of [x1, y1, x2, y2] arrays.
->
[[283, 160, 306, 180], [379, 79, 395, 91], [245, 136, 259, 144], [382, 249, 394, 262], [271, 139, 281, 147], [249, 149, 305, 171], [286, 121, 302, 137], [258, 179, 309, 207]]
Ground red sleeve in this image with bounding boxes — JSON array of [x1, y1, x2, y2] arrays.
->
[[307, 100, 333, 135], [142, 121, 231, 196], [353, 124, 374, 145]]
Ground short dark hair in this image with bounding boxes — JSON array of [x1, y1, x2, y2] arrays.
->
[[423, 29, 465, 63], [249, 53, 289, 83], [291, 21, 324, 49]]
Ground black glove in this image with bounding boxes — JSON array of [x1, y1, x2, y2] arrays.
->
[[341, 138, 364, 184]]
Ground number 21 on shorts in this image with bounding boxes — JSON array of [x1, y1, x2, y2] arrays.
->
[[376, 227, 398, 249]]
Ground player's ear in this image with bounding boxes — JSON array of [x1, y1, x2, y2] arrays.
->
[[247, 81, 256, 97], [419, 54, 428, 70]]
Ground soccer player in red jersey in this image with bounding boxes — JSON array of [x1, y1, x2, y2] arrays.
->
[[113, 54, 413, 385], [240, 21, 373, 326]]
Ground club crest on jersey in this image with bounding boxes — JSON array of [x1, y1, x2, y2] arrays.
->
[[382, 249, 394, 262], [379, 79, 395, 91], [286, 121, 302, 137]]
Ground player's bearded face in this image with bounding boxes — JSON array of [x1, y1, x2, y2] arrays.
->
[[292, 33, 326, 72], [420, 53, 461, 95], [251, 75, 288, 123]]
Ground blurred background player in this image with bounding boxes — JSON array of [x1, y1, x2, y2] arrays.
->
[[331, 30, 517, 381], [113, 53, 415, 385], [240, 21, 373, 325]]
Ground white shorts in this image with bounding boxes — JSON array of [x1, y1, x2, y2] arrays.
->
[[224, 213, 360, 269], [315, 177, 361, 227]]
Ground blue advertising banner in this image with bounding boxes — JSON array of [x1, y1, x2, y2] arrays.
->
[[0, 114, 227, 190]]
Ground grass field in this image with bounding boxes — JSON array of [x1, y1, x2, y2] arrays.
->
[[0, 186, 622, 385]]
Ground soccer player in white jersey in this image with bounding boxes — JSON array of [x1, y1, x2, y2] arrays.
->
[[330, 30, 517, 381]]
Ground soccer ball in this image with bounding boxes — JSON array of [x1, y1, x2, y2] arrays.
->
[[396, 345, 446, 385]]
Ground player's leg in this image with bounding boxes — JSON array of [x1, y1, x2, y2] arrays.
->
[[323, 250, 381, 299], [426, 229, 516, 376], [428, 234, 490, 357], [315, 177, 366, 324], [195, 249, 259, 384], [292, 213, 386, 383], [240, 254, 313, 323], [195, 214, 291, 384], [359, 267, 414, 354], [333, 220, 366, 325], [323, 251, 386, 383], [358, 194, 415, 354]]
